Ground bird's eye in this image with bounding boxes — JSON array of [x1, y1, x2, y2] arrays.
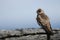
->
[[38, 10, 41, 12]]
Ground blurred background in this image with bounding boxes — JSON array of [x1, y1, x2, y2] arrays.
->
[[0, 0, 60, 30]]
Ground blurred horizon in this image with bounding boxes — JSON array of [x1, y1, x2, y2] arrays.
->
[[0, 0, 60, 30]]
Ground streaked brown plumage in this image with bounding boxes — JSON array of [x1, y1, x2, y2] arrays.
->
[[36, 8, 53, 35]]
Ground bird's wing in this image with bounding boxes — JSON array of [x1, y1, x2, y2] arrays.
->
[[37, 15, 52, 32], [41, 18, 52, 33], [45, 21, 52, 32]]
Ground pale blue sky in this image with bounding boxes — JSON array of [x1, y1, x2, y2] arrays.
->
[[0, 0, 60, 30]]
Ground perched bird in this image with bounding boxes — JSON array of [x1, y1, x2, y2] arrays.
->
[[36, 8, 53, 35]]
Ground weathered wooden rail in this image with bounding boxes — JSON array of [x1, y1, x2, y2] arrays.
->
[[0, 28, 60, 40]]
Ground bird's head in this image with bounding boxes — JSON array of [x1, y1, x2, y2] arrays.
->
[[36, 8, 44, 15]]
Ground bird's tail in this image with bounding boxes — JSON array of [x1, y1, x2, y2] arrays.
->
[[49, 25, 54, 35], [48, 31, 54, 35]]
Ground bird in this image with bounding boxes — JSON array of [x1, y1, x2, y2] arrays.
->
[[36, 8, 53, 35]]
